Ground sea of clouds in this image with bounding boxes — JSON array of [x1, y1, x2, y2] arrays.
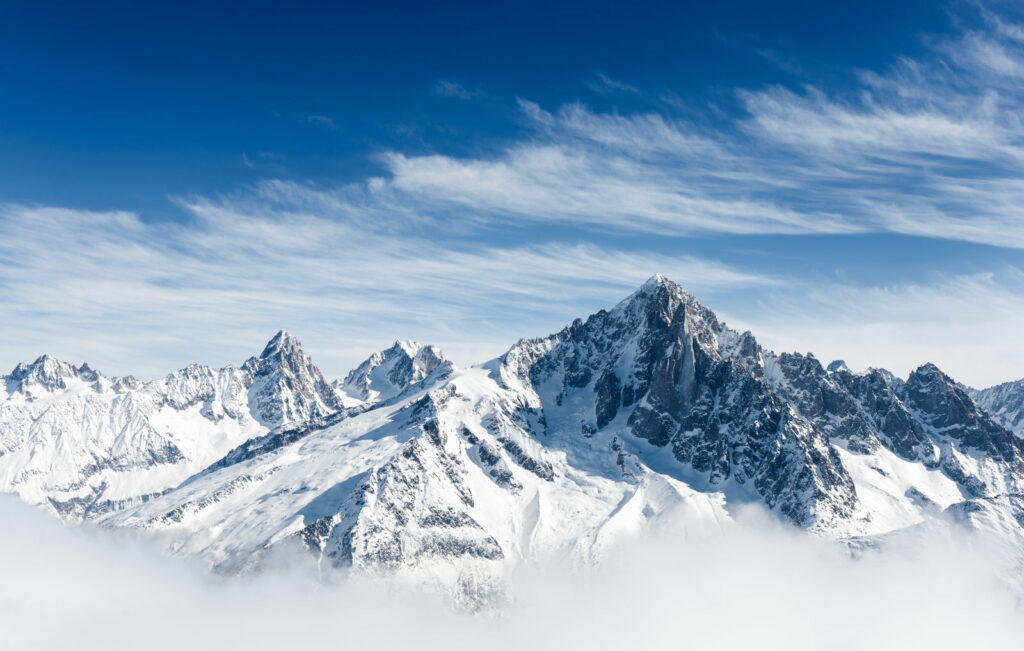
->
[[1, 496, 1022, 650]]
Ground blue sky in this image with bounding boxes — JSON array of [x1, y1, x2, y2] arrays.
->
[[2, 0, 1024, 387]]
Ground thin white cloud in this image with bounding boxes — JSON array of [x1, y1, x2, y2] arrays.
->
[[382, 146, 860, 236], [739, 86, 1011, 160], [519, 99, 725, 158], [587, 71, 640, 94], [434, 80, 478, 99], [307, 114, 337, 130]]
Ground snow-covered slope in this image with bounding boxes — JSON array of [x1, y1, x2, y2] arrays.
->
[[5, 275, 1024, 603], [0, 355, 262, 519], [972, 379, 1024, 437], [104, 364, 730, 602]]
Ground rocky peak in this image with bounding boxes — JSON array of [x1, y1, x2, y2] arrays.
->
[[497, 276, 858, 528], [256, 329, 304, 365], [827, 360, 851, 373], [113, 375, 140, 393], [159, 363, 232, 412], [906, 362, 946, 385], [902, 363, 971, 424], [900, 362, 1020, 462], [501, 275, 726, 408], [244, 331, 342, 427], [340, 340, 447, 403], [76, 363, 100, 382], [247, 331, 314, 377], [615, 274, 700, 324], [5, 354, 84, 394], [635, 272, 687, 298]]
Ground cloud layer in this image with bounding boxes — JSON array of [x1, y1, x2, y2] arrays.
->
[[2, 496, 1023, 650]]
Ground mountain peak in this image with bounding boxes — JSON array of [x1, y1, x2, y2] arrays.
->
[[972, 378, 1024, 436], [637, 272, 685, 295], [29, 353, 62, 369], [391, 340, 422, 356], [827, 360, 851, 373], [243, 330, 343, 427], [247, 331, 318, 381], [340, 341, 447, 403], [642, 272, 668, 287], [6, 354, 83, 393], [21, 354, 105, 379], [629, 274, 693, 303], [260, 330, 303, 359], [607, 274, 706, 331], [910, 362, 946, 381]]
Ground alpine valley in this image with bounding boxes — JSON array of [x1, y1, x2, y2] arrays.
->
[[4, 275, 1024, 604]]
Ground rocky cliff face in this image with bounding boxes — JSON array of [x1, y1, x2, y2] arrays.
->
[[497, 275, 1023, 535], [972, 379, 1024, 437], [243, 330, 346, 426], [497, 275, 857, 530]]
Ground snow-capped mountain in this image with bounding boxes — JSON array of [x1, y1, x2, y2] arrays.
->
[[4, 275, 1024, 603], [0, 332, 426, 521], [498, 275, 1023, 536], [971, 379, 1024, 437], [338, 340, 446, 404]]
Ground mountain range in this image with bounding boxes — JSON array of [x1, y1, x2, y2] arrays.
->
[[3, 275, 1024, 604]]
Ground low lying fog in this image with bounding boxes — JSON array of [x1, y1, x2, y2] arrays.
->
[[1, 496, 1021, 650]]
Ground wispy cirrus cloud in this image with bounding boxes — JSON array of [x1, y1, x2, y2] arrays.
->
[[434, 80, 478, 99], [586, 71, 640, 94], [380, 98, 860, 236], [0, 201, 767, 380], [381, 145, 858, 236], [6, 192, 1023, 386], [306, 114, 337, 130], [343, 7, 1024, 248]]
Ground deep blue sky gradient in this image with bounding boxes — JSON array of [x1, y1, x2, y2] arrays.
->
[[0, 0, 954, 215]]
